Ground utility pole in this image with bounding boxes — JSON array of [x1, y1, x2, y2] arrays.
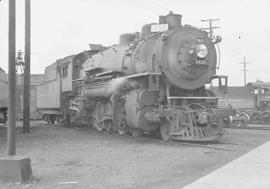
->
[[239, 56, 249, 86], [0, 0, 32, 184], [201, 18, 220, 88], [201, 18, 220, 39], [23, 0, 31, 133], [8, 0, 16, 155]]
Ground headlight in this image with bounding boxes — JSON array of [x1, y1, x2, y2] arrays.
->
[[196, 44, 208, 58]]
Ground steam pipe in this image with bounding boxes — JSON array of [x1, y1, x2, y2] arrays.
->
[[84, 78, 132, 98]]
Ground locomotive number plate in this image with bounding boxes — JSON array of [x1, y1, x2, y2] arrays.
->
[[195, 60, 207, 65]]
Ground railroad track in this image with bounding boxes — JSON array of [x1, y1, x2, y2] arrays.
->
[[227, 125, 270, 131]]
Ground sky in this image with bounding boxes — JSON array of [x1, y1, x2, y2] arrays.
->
[[0, 0, 270, 86]]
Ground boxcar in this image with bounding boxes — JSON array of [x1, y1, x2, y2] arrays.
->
[[0, 67, 8, 123]]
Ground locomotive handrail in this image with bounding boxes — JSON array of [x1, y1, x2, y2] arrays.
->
[[95, 70, 122, 77], [167, 96, 219, 99], [188, 103, 208, 109], [128, 32, 162, 46], [72, 78, 84, 82], [124, 72, 162, 79], [85, 67, 103, 74]]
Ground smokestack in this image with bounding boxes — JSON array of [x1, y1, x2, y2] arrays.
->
[[165, 11, 182, 29]]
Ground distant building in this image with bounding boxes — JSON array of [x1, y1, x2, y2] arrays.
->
[[16, 74, 45, 119]]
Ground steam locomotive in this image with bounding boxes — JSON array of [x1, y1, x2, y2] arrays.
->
[[37, 12, 228, 141], [0, 67, 8, 124]]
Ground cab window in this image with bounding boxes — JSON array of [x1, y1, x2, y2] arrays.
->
[[62, 66, 68, 77]]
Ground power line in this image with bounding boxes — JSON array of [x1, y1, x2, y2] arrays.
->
[[239, 56, 249, 86], [201, 18, 220, 39]]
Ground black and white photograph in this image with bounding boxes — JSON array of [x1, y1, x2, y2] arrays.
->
[[0, 0, 270, 188]]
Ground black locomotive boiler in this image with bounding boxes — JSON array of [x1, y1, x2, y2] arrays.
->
[[37, 12, 228, 141]]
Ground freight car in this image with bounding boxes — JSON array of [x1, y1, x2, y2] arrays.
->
[[16, 74, 45, 120], [0, 67, 8, 123], [37, 12, 229, 141], [212, 83, 270, 125], [237, 82, 270, 125]]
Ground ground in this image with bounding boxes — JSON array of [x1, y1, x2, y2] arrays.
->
[[0, 122, 270, 189]]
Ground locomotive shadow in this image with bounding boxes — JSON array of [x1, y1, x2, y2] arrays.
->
[[77, 125, 229, 149]]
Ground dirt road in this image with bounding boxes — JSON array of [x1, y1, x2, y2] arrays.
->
[[0, 122, 270, 189]]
